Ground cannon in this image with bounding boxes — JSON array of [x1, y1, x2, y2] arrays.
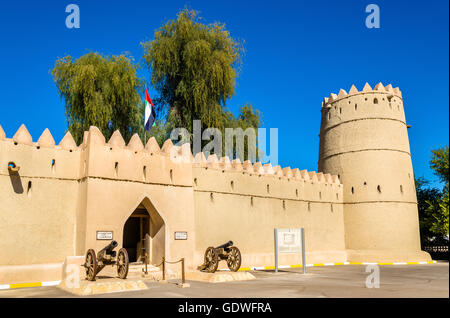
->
[[83, 240, 129, 281], [198, 241, 241, 273]]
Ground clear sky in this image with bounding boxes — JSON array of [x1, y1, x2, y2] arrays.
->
[[0, 0, 448, 186]]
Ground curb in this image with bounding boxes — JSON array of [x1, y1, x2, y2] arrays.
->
[[0, 261, 438, 289], [219, 260, 438, 272], [0, 280, 61, 290]]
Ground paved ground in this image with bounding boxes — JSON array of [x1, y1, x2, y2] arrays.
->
[[1, 262, 448, 298]]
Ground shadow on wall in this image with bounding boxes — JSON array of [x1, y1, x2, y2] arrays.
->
[[9, 170, 23, 194]]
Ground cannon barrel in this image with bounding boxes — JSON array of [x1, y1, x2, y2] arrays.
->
[[97, 240, 118, 260], [215, 241, 233, 250]]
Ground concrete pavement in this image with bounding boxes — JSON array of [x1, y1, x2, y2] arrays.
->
[[0, 262, 448, 298]]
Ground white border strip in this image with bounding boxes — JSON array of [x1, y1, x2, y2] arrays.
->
[[0, 280, 61, 290], [218, 260, 437, 272]]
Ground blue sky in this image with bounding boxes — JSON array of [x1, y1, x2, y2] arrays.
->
[[0, 0, 448, 187]]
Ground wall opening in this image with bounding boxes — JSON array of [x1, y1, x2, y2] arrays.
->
[[123, 200, 165, 265], [308, 202, 311, 212], [374, 98, 378, 104], [377, 185, 382, 193], [51, 159, 56, 173], [27, 181, 32, 197], [231, 181, 234, 190], [351, 187, 354, 194], [266, 184, 270, 194], [170, 169, 173, 182], [400, 185, 403, 194], [114, 162, 119, 177], [143, 166, 147, 181]]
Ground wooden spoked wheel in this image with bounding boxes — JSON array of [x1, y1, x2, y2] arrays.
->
[[204, 247, 219, 273], [226, 246, 241, 272], [85, 249, 97, 281], [117, 248, 129, 279]]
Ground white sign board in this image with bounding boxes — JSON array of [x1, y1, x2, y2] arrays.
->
[[96, 231, 113, 240], [277, 228, 301, 253], [174, 231, 188, 240]]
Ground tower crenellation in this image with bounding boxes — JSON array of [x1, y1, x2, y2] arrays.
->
[[320, 82, 406, 136]]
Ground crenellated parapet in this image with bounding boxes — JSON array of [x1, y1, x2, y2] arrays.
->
[[0, 124, 192, 186], [1, 123, 341, 203], [319, 82, 411, 165], [192, 152, 342, 204], [0, 124, 82, 180], [320, 82, 406, 133], [322, 82, 402, 108], [193, 152, 340, 184]]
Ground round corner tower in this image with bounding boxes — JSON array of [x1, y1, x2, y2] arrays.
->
[[318, 82, 431, 262]]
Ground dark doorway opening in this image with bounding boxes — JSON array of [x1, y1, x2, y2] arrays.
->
[[122, 207, 150, 263]]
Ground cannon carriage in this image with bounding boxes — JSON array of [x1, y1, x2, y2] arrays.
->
[[198, 241, 241, 273], [83, 240, 129, 281]]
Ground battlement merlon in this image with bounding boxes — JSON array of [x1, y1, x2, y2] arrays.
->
[[322, 82, 402, 108]]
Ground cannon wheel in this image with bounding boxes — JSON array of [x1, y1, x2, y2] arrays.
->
[[117, 248, 129, 279], [204, 247, 219, 273], [85, 249, 97, 281], [226, 246, 241, 272]]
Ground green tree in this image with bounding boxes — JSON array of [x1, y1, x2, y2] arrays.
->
[[416, 145, 449, 243], [426, 146, 449, 237], [142, 9, 262, 160], [415, 177, 443, 244], [52, 52, 144, 144], [430, 145, 449, 189]]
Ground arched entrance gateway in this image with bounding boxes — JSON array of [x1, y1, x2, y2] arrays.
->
[[122, 198, 165, 264]]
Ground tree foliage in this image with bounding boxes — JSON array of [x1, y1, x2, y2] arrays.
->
[[416, 177, 444, 243], [52, 52, 144, 144], [416, 145, 449, 243], [142, 9, 241, 131], [142, 9, 262, 160], [430, 145, 449, 187]]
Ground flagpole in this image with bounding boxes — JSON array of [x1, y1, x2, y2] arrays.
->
[[144, 85, 147, 144]]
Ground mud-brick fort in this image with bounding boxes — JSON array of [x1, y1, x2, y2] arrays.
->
[[0, 82, 431, 285]]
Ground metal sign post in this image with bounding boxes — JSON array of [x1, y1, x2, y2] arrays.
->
[[274, 228, 279, 273], [301, 228, 306, 274]]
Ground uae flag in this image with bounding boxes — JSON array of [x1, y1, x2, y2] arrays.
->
[[144, 87, 156, 132]]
